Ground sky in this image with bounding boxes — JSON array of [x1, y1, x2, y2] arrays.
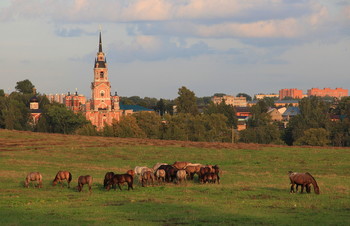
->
[[1, 0, 350, 99]]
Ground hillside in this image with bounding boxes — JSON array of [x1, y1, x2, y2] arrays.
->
[[0, 129, 349, 225]]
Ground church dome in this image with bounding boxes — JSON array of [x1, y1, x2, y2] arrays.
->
[[30, 96, 39, 103]]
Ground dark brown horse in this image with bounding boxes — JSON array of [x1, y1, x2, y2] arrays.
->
[[24, 172, 43, 188], [52, 171, 72, 188], [77, 175, 93, 192], [104, 172, 115, 188], [289, 171, 320, 194], [199, 167, 211, 183], [106, 174, 133, 191]]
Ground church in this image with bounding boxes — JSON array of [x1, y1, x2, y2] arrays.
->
[[63, 31, 152, 129]]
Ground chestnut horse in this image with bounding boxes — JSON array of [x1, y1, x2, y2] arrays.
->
[[106, 174, 133, 191], [104, 172, 115, 188], [52, 171, 72, 188], [24, 172, 42, 188], [77, 175, 93, 192], [289, 171, 320, 194]]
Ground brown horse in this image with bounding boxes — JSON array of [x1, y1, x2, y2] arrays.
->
[[126, 170, 135, 178], [104, 172, 115, 188], [172, 161, 191, 170], [185, 165, 201, 180], [106, 174, 133, 191], [24, 172, 43, 188], [289, 171, 320, 194], [141, 171, 155, 187], [202, 172, 220, 184], [77, 175, 93, 192], [52, 171, 72, 188]]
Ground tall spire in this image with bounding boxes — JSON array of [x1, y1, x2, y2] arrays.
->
[[99, 31, 103, 53]]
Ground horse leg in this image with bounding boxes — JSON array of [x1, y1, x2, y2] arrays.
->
[[300, 185, 304, 194], [118, 183, 122, 191], [89, 184, 92, 193], [67, 180, 70, 189], [290, 183, 295, 193]]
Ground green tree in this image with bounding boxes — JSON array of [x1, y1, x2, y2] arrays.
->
[[110, 115, 146, 138], [284, 97, 331, 145], [133, 112, 162, 139], [37, 103, 88, 134], [0, 89, 5, 97], [294, 128, 330, 146], [161, 113, 190, 140], [155, 98, 166, 116], [205, 101, 238, 128], [15, 79, 35, 94], [175, 86, 199, 115], [239, 100, 283, 144]]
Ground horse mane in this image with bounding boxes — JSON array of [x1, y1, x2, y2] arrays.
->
[[305, 172, 316, 182]]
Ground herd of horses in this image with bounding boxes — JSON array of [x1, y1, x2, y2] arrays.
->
[[23, 162, 320, 195]]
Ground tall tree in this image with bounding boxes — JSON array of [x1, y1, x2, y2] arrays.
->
[[15, 79, 35, 94], [284, 96, 331, 145], [205, 101, 238, 128], [37, 103, 88, 134], [174, 86, 199, 115]]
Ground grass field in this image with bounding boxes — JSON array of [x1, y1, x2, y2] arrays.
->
[[0, 129, 349, 225]]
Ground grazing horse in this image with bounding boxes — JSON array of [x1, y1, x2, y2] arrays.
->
[[172, 161, 191, 170], [289, 171, 320, 194], [155, 169, 166, 183], [24, 172, 43, 188], [141, 171, 155, 187], [202, 172, 220, 184], [77, 175, 93, 192], [152, 162, 168, 172], [104, 172, 115, 188], [176, 170, 187, 184], [52, 171, 72, 188], [199, 167, 211, 183], [106, 174, 133, 191], [184, 165, 202, 180]]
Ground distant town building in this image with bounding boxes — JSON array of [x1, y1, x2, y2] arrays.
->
[[46, 93, 66, 104], [307, 88, 348, 98], [212, 95, 247, 107], [279, 88, 303, 100], [255, 93, 279, 99]]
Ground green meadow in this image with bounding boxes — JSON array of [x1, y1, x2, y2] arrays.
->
[[0, 129, 349, 225]]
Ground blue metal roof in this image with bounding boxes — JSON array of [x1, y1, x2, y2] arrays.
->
[[282, 107, 301, 116], [119, 104, 153, 112]]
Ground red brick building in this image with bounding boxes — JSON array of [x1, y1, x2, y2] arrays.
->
[[307, 88, 348, 98], [279, 88, 303, 100], [84, 32, 123, 129]]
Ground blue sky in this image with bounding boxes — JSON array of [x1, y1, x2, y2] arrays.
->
[[1, 0, 349, 99]]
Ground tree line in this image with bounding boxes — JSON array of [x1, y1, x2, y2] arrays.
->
[[1, 80, 350, 147]]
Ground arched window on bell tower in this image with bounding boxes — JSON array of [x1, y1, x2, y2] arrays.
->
[[100, 90, 105, 97], [100, 71, 104, 79]]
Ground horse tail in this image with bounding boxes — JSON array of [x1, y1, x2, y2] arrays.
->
[[306, 172, 320, 194], [68, 172, 72, 183]]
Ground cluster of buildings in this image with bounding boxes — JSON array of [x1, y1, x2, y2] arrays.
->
[[30, 32, 152, 129], [28, 32, 348, 131], [212, 88, 348, 131]]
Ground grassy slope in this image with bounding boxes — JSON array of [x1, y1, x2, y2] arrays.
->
[[0, 129, 349, 225]]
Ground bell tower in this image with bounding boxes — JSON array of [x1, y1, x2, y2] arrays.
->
[[91, 31, 112, 111], [85, 30, 121, 130]]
